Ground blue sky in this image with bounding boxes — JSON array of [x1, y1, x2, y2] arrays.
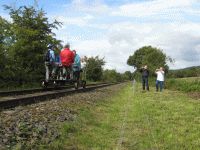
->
[[1, 0, 200, 72]]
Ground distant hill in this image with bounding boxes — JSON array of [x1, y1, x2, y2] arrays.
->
[[168, 66, 200, 78], [170, 66, 200, 71]]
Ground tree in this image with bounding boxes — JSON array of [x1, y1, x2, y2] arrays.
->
[[167, 66, 200, 78], [3, 5, 62, 84], [0, 16, 13, 83], [123, 71, 133, 80], [102, 69, 122, 82], [84, 56, 105, 81], [127, 46, 172, 74], [0, 17, 8, 69]]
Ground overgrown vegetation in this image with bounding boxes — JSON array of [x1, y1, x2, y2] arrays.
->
[[167, 66, 200, 78], [166, 77, 200, 92], [164, 66, 200, 93], [83, 56, 105, 81], [0, 5, 62, 89], [102, 70, 133, 82]]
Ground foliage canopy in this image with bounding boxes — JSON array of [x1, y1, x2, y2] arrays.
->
[[0, 5, 62, 87], [84, 56, 105, 81], [127, 46, 173, 74]]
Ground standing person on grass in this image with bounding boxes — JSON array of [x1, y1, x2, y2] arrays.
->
[[155, 67, 165, 92], [140, 65, 149, 91]]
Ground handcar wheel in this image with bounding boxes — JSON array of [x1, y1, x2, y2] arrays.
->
[[82, 80, 86, 89], [74, 81, 79, 90], [41, 81, 48, 88], [53, 81, 58, 88]]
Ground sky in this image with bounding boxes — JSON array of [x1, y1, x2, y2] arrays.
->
[[0, 0, 200, 72]]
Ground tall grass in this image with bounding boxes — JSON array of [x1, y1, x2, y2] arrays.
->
[[165, 77, 200, 92]]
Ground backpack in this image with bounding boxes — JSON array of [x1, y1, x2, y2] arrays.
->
[[45, 50, 50, 62]]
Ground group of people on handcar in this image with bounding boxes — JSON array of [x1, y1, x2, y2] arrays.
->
[[44, 43, 82, 82]]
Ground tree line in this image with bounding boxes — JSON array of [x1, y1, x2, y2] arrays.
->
[[167, 66, 200, 78], [81, 56, 133, 82]]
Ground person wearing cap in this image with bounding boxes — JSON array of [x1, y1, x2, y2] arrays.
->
[[45, 44, 56, 81], [60, 44, 74, 79]]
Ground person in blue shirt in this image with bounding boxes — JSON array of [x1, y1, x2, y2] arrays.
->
[[55, 55, 60, 63], [45, 44, 56, 81], [72, 50, 81, 80]]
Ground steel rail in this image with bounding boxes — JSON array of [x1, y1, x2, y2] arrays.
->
[[0, 82, 107, 97], [0, 85, 74, 97], [0, 83, 118, 110]]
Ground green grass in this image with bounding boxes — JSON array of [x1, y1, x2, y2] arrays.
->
[[46, 83, 200, 150], [166, 77, 200, 92]]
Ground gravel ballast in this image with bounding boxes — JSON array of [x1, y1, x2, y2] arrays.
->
[[0, 83, 126, 149]]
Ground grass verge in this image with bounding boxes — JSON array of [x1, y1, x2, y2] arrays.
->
[[165, 77, 200, 92], [45, 82, 200, 150]]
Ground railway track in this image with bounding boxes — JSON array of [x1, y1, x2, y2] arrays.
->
[[0, 82, 118, 110], [0, 83, 105, 97], [0, 85, 74, 97]]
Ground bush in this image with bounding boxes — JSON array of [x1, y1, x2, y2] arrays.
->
[[165, 77, 200, 92]]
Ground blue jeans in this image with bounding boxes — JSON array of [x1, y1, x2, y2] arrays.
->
[[142, 77, 149, 90], [156, 80, 164, 92]]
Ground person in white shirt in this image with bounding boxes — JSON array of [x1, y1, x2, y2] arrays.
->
[[155, 67, 165, 92]]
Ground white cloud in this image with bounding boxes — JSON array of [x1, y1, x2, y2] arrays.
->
[[111, 0, 197, 19], [53, 14, 94, 27], [54, 20, 200, 72], [71, 39, 111, 57], [52, 0, 200, 72], [69, 0, 110, 14], [108, 21, 200, 70]]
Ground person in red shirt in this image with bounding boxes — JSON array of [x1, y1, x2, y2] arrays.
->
[[60, 44, 75, 79]]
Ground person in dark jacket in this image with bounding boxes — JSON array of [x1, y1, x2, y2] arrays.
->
[[140, 65, 149, 91]]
